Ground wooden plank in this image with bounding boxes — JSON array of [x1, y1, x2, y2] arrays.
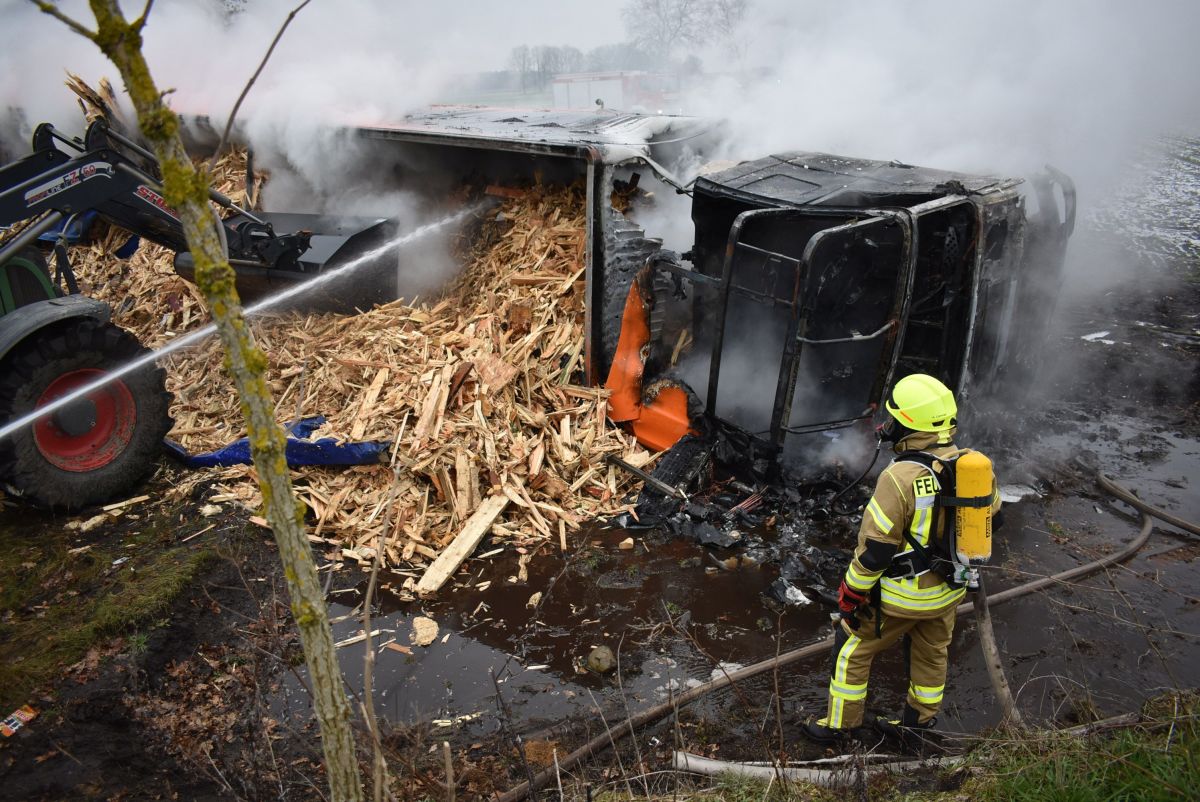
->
[[415, 495, 510, 597], [485, 184, 529, 199], [350, 367, 389, 440]]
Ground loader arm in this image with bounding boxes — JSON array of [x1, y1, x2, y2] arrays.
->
[[0, 143, 189, 253], [0, 121, 315, 271], [2, 121, 396, 310]]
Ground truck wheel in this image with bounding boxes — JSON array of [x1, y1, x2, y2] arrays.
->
[[0, 319, 172, 509]]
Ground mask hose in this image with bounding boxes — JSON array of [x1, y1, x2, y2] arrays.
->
[[828, 435, 884, 516]]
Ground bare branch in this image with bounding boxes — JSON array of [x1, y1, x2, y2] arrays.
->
[[208, 0, 312, 173], [32, 1, 98, 40], [133, 0, 155, 33]]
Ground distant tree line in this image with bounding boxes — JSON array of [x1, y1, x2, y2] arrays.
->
[[508, 0, 749, 91]]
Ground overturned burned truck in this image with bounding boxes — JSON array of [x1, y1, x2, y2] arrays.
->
[[605, 153, 1075, 486], [184, 108, 1073, 483], [0, 105, 1071, 509]]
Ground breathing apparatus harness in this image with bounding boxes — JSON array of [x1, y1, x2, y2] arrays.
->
[[886, 448, 995, 591]]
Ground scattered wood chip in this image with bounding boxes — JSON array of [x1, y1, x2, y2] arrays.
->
[[102, 494, 150, 511], [411, 616, 439, 647], [335, 629, 385, 649], [79, 514, 108, 533], [67, 166, 649, 576]]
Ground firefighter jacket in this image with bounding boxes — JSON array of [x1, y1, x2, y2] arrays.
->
[[841, 430, 1000, 619]]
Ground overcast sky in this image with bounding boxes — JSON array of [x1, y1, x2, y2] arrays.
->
[[0, 0, 627, 136], [3, 0, 1198, 195]]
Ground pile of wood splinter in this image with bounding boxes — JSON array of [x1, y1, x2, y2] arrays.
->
[[70, 149, 651, 594]]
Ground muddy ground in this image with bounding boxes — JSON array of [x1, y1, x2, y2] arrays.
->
[[3, 180, 1199, 798]]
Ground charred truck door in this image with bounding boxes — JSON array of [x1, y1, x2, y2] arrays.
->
[[703, 209, 910, 470]]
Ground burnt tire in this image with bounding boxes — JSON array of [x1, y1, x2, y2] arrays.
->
[[0, 319, 172, 509], [634, 434, 712, 522]]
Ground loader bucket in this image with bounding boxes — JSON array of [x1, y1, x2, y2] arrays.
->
[[174, 212, 399, 311]]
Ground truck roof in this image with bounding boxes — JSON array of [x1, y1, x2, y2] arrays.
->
[[350, 105, 710, 161], [695, 151, 1020, 207]]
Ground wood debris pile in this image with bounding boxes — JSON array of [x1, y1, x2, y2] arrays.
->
[[69, 152, 653, 581]]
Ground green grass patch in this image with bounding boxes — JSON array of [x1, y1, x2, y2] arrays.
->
[[592, 693, 1197, 802], [968, 692, 1200, 802], [0, 506, 219, 710]]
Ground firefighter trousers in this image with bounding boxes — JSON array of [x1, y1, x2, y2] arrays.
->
[[820, 604, 956, 729]]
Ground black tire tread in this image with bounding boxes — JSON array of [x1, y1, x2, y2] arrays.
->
[[0, 318, 172, 509]]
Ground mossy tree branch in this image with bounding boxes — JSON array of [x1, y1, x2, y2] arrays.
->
[[36, 2, 364, 799]]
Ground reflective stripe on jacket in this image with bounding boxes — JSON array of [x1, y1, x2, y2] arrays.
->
[[843, 431, 971, 619]]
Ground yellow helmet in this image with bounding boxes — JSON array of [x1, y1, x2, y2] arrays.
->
[[885, 374, 957, 441]]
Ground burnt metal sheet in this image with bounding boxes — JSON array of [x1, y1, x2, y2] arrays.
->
[[697, 152, 1019, 207], [352, 106, 710, 162]]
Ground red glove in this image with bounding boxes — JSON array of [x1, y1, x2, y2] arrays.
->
[[838, 579, 868, 615]]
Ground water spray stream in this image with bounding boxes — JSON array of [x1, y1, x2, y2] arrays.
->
[[0, 203, 487, 445]]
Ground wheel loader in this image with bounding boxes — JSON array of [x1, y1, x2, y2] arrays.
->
[[0, 120, 401, 509]]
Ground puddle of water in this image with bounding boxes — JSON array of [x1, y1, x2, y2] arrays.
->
[[272, 526, 845, 739]]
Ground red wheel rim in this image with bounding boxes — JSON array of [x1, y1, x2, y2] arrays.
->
[[33, 369, 136, 471]]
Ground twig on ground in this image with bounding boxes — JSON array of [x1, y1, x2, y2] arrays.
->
[[587, 688, 636, 801], [492, 668, 538, 796], [615, 633, 651, 797], [49, 740, 83, 766], [443, 741, 456, 802], [552, 748, 564, 802], [772, 613, 787, 775], [362, 510, 391, 802]]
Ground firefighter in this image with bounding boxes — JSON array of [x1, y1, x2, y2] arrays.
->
[[802, 373, 999, 747]]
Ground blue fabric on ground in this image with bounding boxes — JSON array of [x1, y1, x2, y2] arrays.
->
[[163, 415, 387, 468], [37, 210, 140, 257]]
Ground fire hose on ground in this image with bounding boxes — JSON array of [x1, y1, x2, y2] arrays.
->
[[494, 471, 1197, 801]]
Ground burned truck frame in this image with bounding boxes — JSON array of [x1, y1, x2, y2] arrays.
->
[[606, 152, 1075, 477]]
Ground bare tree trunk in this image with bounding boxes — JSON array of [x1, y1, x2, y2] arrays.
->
[[38, 2, 364, 799]]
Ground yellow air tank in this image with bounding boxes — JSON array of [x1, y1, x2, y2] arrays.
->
[[954, 450, 994, 564]]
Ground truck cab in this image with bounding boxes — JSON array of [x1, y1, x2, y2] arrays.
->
[[606, 152, 1075, 477]]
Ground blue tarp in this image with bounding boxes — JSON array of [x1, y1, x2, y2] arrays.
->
[[164, 416, 387, 468], [37, 210, 141, 257]]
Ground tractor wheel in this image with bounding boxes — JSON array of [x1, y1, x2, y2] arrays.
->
[[0, 319, 172, 509]]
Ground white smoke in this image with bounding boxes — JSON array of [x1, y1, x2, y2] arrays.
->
[[687, 1, 1200, 181], [0, 0, 624, 153], [679, 0, 1200, 299]]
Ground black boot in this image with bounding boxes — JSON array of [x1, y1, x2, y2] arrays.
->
[[802, 717, 878, 746], [875, 705, 940, 753]]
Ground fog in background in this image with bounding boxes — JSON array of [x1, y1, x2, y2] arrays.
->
[[681, 0, 1200, 293], [2, 0, 1197, 295]]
